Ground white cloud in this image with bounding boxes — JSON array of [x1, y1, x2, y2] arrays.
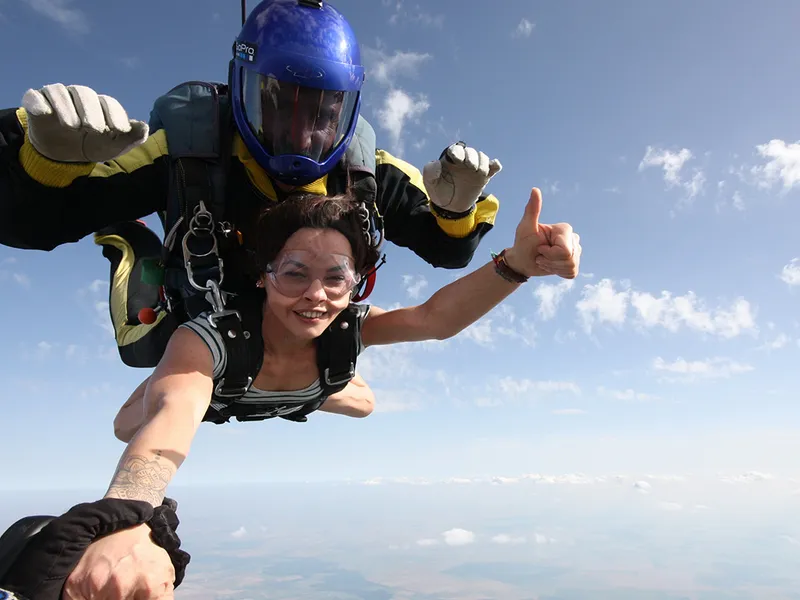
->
[[684, 170, 706, 201], [496, 319, 537, 347], [12, 273, 31, 288], [575, 278, 631, 332], [653, 356, 754, 382], [382, 1, 444, 28], [402, 274, 428, 299], [458, 318, 494, 347], [780, 258, 800, 286], [512, 18, 535, 38], [0, 258, 31, 289], [576, 278, 758, 339], [36, 341, 53, 359], [119, 56, 140, 69], [638, 146, 706, 203], [639, 146, 693, 186], [749, 139, 800, 193], [491, 476, 520, 485], [498, 377, 582, 398], [372, 389, 423, 414], [355, 344, 415, 382], [230, 526, 247, 538], [375, 88, 430, 157], [522, 473, 603, 485], [22, 0, 88, 34], [758, 333, 790, 351], [443, 528, 475, 546], [732, 190, 745, 211], [416, 538, 439, 546], [357, 471, 797, 489], [630, 289, 756, 338], [657, 501, 683, 511], [551, 408, 585, 415], [719, 471, 773, 484], [88, 279, 107, 293], [597, 386, 660, 402], [363, 47, 432, 87], [492, 534, 526, 545], [780, 535, 800, 547], [534, 280, 575, 320]]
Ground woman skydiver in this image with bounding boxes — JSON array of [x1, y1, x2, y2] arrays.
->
[[67, 184, 580, 594]]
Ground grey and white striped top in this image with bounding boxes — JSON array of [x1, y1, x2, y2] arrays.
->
[[179, 308, 369, 418]]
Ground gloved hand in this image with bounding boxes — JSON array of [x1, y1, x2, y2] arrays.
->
[[422, 142, 502, 215], [0, 497, 190, 600], [21, 83, 148, 163]]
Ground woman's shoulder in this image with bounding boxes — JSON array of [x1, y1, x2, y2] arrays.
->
[[177, 313, 227, 377]]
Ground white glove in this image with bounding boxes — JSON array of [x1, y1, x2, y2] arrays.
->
[[21, 83, 149, 163], [422, 142, 502, 214]]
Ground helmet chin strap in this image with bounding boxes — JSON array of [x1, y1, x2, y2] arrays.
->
[[241, 0, 247, 25]]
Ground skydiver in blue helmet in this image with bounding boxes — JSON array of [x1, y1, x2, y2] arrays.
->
[[1, 0, 503, 420], [0, 1, 507, 596]]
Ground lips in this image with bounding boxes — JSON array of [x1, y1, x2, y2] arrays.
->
[[294, 310, 327, 322]]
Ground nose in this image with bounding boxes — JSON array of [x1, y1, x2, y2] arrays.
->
[[290, 114, 315, 153], [303, 278, 328, 301]]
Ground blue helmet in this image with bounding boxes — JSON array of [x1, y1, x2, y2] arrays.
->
[[230, 0, 365, 187]]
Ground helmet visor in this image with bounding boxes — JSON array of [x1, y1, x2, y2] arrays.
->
[[241, 70, 359, 165]]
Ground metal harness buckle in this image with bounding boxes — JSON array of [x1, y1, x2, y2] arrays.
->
[[205, 280, 241, 329], [323, 364, 356, 387], [181, 202, 225, 292], [214, 376, 254, 398]]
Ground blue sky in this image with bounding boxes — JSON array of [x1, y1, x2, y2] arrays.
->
[[1, 0, 799, 493]]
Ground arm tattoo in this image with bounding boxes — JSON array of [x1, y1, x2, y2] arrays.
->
[[105, 452, 174, 507]]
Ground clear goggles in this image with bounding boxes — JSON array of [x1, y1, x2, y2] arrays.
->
[[265, 250, 362, 300], [241, 70, 359, 164]]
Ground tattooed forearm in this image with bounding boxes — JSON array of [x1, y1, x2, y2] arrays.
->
[[105, 452, 175, 507]]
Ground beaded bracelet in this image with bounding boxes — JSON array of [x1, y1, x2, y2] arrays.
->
[[491, 249, 529, 284]]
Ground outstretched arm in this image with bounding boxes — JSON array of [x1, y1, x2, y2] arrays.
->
[[317, 372, 375, 418], [362, 187, 581, 348], [104, 328, 214, 507], [113, 376, 151, 443]]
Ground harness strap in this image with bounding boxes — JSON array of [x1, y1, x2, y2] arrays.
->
[[278, 305, 363, 423], [318, 305, 362, 396], [209, 310, 253, 398]]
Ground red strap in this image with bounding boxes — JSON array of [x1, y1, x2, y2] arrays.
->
[[352, 270, 376, 302]]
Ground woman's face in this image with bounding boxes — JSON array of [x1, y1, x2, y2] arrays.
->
[[261, 228, 359, 341]]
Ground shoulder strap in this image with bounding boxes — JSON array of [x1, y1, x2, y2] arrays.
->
[[209, 289, 265, 405], [344, 115, 377, 175], [149, 81, 234, 321], [318, 303, 366, 395]]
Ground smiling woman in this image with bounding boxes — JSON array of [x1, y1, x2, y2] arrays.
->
[[97, 183, 580, 598]]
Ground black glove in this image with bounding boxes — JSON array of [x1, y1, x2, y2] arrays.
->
[[145, 498, 191, 587], [0, 497, 190, 600]]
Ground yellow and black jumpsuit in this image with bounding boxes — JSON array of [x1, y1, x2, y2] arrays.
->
[[0, 106, 500, 364]]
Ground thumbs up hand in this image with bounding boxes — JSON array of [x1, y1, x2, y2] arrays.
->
[[503, 187, 582, 280]]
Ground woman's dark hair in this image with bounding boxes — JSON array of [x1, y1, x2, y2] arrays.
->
[[254, 192, 380, 276]]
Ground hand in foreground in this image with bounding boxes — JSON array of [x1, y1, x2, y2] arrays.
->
[[62, 523, 174, 600]]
